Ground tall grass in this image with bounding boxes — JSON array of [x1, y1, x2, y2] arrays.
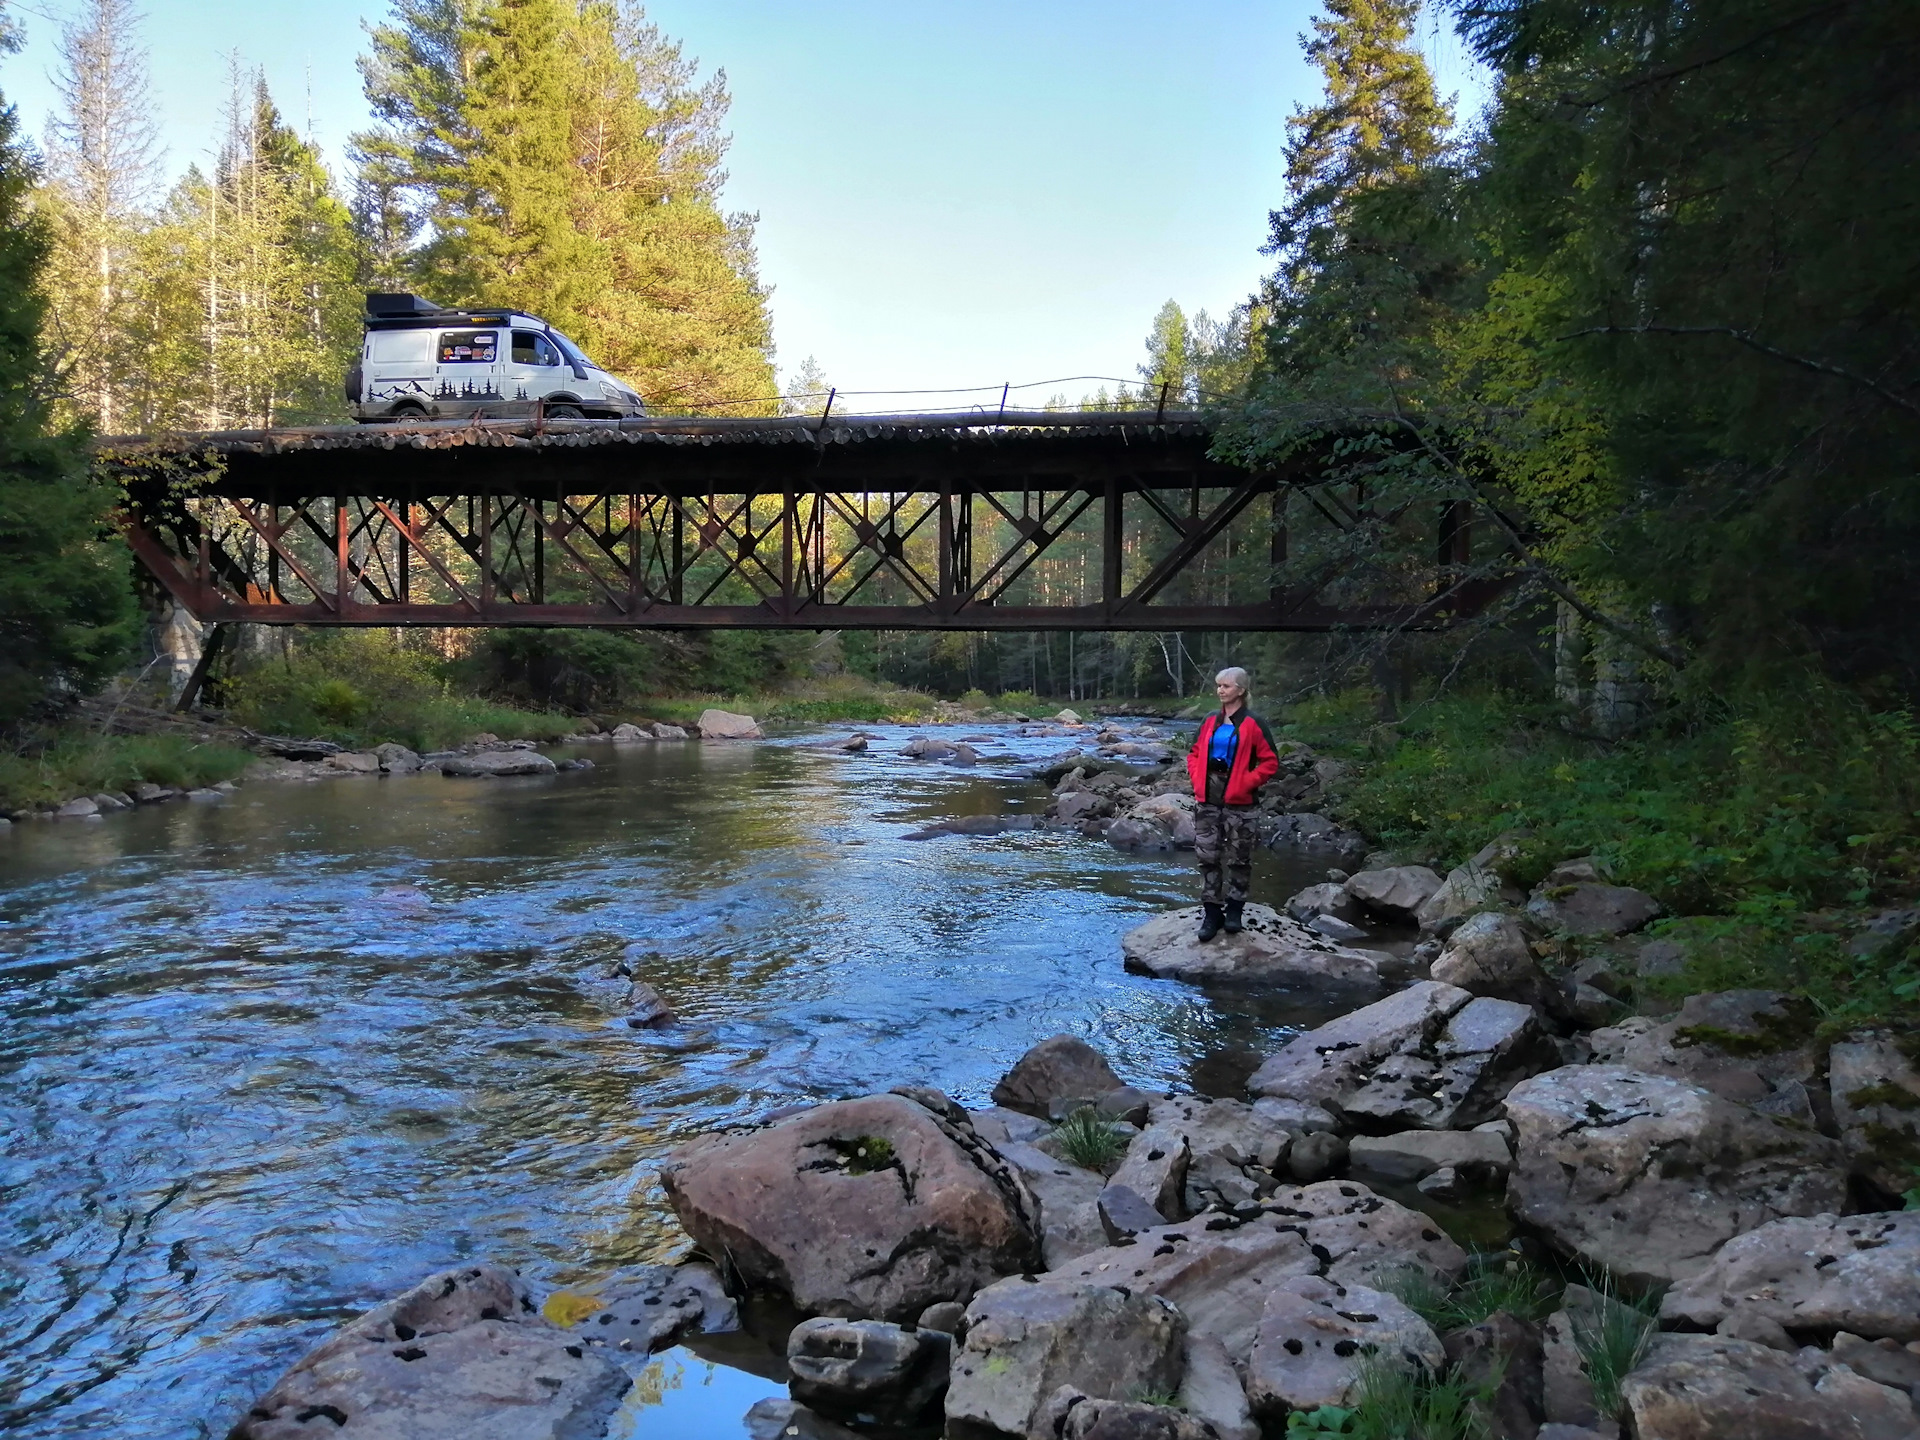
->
[[0, 732, 251, 811]]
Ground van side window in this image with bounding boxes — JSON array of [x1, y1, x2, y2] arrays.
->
[[512, 330, 560, 367], [438, 330, 498, 364], [368, 329, 433, 364]]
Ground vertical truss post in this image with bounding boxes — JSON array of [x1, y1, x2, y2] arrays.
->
[[781, 489, 796, 617], [480, 494, 494, 608], [670, 496, 683, 604], [335, 495, 350, 615], [1270, 488, 1288, 602], [1102, 475, 1122, 622], [937, 479, 953, 616]]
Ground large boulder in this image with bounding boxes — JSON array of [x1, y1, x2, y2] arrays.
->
[[1120, 905, 1381, 988], [1245, 1273, 1444, 1415], [1660, 1211, 1920, 1342], [1588, 991, 1820, 1122], [1285, 882, 1361, 925], [1033, 1390, 1221, 1440], [993, 1036, 1126, 1118], [659, 1094, 1040, 1320], [1249, 981, 1472, 1107], [1503, 1066, 1849, 1286], [1416, 845, 1527, 933], [1429, 911, 1572, 1021], [1346, 1128, 1511, 1186], [945, 1281, 1185, 1438], [696, 708, 762, 739], [786, 1317, 952, 1428], [439, 750, 558, 778], [992, 1138, 1110, 1268], [1526, 881, 1661, 936], [1250, 982, 1553, 1132], [1830, 1039, 1920, 1197], [544, 1262, 737, 1355], [1344, 866, 1445, 924], [1177, 1333, 1258, 1440], [1042, 1183, 1465, 1364], [229, 1264, 631, 1440], [1620, 1333, 1920, 1440]]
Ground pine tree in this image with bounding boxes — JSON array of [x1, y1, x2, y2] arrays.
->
[[0, 84, 139, 720], [39, 0, 162, 433], [356, 0, 776, 411], [1139, 300, 1192, 407]]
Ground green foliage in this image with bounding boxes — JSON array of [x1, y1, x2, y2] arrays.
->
[[1343, 1354, 1494, 1440], [1903, 1168, 1920, 1212], [1568, 1276, 1660, 1421], [1288, 1405, 1357, 1435], [1385, 1252, 1557, 1333], [0, 95, 138, 721], [824, 1136, 895, 1176], [1050, 1107, 1128, 1171], [0, 729, 250, 811], [225, 631, 575, 752]]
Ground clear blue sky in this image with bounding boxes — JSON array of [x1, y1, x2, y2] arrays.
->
[[0, 0, 1488, 408]]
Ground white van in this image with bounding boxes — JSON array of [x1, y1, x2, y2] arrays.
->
[[345, 292, 646, 422]]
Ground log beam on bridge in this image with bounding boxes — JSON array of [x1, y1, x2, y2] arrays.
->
[[104, 410, 1500, 631]]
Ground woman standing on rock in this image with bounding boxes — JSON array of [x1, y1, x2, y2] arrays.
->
[[1187, 667, 1281, 941]]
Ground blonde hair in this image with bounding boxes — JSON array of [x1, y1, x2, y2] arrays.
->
[[1215, 666, 1251, 693]]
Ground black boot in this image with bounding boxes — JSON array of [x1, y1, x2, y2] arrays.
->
[[1197, 904, 1224, 941], [1223, 900, 1244, 935]]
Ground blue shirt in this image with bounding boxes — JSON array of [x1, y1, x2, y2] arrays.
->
[[1208, 715, 1238, 767]]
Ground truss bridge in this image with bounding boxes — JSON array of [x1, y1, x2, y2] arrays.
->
[[104, 410, 1497, 632]]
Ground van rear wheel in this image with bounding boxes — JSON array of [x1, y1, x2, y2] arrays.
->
[[390, 401, 428, 422]]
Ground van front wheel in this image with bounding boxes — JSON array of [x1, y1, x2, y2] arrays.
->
[[544, 403, 584, 420]]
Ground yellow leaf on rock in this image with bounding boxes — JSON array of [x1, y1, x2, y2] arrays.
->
[[542, 1290, 604, 1328]]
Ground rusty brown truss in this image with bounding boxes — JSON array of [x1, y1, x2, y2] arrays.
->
[[106, 410, 1498, 631]]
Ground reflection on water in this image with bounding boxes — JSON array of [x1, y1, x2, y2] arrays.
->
[[0, 724, 1346, 1437]]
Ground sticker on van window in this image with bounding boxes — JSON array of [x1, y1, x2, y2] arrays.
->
[[438, 330, 498, 364]]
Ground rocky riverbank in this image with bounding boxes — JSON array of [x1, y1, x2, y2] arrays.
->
[[227, 844, 1920, 1438]]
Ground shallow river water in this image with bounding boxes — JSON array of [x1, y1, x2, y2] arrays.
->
[[0, 723, 1359, 1438]]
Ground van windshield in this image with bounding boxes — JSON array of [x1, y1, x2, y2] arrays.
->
[[547, 330, 595, 371]]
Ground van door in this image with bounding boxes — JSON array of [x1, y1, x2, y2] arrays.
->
[[509, 329, 570, 413], [433, 328, 504, 415], [363, 328, 435, 414]]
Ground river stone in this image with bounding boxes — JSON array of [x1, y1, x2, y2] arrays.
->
[[1340, 995, 1556, 1131], [786, 1317, 952, 1427], [1286, 882, 1361, 924], [744, 1398, 865, 1440], [1416, 861, 1525, 934], [557, 1262, 738, 1355], [607, 722, 650, 741], [1444, 1310, 1546, 1440], [1097, 1183, 1168, 1242], [371, 742, 421, 772], [1286, 1131, 1346, 1182], [438, 750, 558, 778], [1344, 866, 1444, 924], [1620, 1333, 1920, 1440], [1263, 813, 1370, 866], [325, 750, 383, 773], [993, 1138, 1109, 1268], [1246, 1273, 1444, 1416], [1830, 1039, 1920, 1196], [1430, 911, 1572, 1020], [1176, 1333, 1258, 1440], [1110, 1128, 1191, 1219], [1347, 1129, 1511, 1185], [1660, 1211, 1920, 1341], [1145, 1095, 1296, 1172], [1588, 991, 1819, 1121], [1121, 904, 1381, 988], [993, 1035, 1125, 1119], [55, 796, 98, 817], [946, 1281, 1185, 1438], [648, 722, 688, 739], [1526, 882, 1661, 936], [1246, 980, 1472, 1109], [659, 1094, 1040, 1321], [1503, 1065, 1849, 1286], [229, 1263, 631, 1440], [1033, 1388, 1221, 1440], [696, 708, 762, 739], [1832, 1333, 1920, 1400]]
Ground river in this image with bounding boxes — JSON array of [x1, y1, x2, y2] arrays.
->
[[0, 722, 1352, 1438]]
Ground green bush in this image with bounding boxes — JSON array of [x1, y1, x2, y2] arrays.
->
[[1050, 1107, 1129, 1170], [997, 689, 1044, 714], [226, 631, 574, 752]]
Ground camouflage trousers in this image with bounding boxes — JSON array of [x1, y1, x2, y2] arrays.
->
[[1194, 803, 1258, 905]]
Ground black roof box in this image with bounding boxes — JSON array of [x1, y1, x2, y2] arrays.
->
[[366, 291, 447, 318]]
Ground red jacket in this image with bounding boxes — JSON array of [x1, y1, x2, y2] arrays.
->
[[1187, 709, 1281, 807]]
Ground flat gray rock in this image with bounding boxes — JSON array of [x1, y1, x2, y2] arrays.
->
[[1621, 1333, 1920, 1440], [1246, 1273, 1443, 1415], [1247, 980, 1472, 1110], [1660, 1211, 1920, 1342], [439, 750, 557, 778], [229, 1264, 631, 1440], [1121, 905, 1382, 988], [1504, 1066, 1849, 1286]]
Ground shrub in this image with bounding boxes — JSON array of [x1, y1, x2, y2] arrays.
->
[[1051, 1107, 1128, 1170]]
